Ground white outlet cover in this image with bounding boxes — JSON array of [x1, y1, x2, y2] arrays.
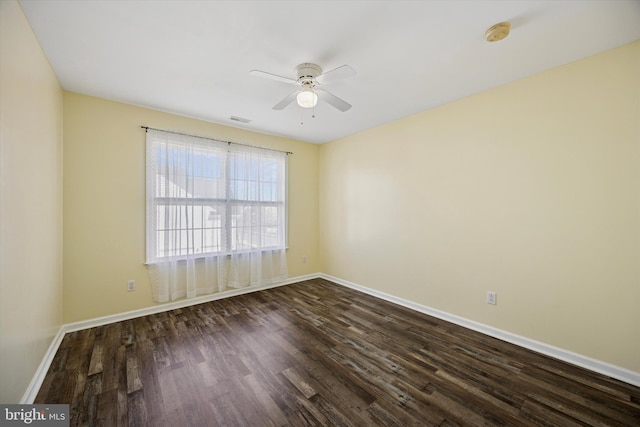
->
[[487, 291, 497, 305]]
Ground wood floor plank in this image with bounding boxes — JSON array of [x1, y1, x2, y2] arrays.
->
[[125, 344, 143, 394], [34, 278, 640, 426], [239, 372, 290, 426], [88, 332, 105, 376], [126, 390, 147, 427]]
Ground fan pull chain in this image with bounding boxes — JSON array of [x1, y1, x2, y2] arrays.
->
[[312, 94, 316, 119]]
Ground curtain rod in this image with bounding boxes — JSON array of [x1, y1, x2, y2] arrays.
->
[[141, 126, 293, 155]]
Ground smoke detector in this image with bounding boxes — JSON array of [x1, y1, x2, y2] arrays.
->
[[485, 22, 511, 42]]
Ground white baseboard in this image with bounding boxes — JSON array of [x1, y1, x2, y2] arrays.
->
[[320, 273, 640, 388], [63, 273, 320, 333], [21, 271, 639, 403], [20, 328, 66, 404]]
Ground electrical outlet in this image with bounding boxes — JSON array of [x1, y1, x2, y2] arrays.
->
[[302, 256, 307, 263], [486, 291, 497, 305], [127, 280, 136, 292]]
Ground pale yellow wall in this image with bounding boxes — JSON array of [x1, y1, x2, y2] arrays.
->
[[0, 0, 64, 402], [63, 92, 319, 323], [319, 41, 640, 373]]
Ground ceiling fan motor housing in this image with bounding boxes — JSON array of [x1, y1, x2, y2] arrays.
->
[[296, 63, 322, 82]]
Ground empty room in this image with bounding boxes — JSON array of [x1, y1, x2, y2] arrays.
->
[[1, 0, 639, 425]]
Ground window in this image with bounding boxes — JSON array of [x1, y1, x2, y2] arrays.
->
[[146, 129, 287, 264]]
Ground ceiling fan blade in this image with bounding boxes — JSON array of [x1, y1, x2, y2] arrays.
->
[[272, 90, 300, 110], [250, 70, 297, 85], [316, 65, 356, 85], [316, 88, 352, 112]]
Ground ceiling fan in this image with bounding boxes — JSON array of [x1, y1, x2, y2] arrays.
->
[[250, 63, 355, 112]]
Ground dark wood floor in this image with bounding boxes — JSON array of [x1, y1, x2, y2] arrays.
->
[[35, 278, 640, 426]]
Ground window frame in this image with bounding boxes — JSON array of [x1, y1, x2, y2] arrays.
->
[[146, 131, 288, 264]]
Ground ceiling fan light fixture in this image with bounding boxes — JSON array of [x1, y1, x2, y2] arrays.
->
[[296, 90, 318, 108]]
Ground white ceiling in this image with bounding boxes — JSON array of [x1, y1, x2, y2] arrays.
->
[[19, 0, 640, 144]]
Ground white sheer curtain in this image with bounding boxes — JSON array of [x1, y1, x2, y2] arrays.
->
[[146, 129, 288, 303], [226, 144, 288, 288]]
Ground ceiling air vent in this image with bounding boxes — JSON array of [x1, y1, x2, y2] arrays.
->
[[229, 116, 252, 124]]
